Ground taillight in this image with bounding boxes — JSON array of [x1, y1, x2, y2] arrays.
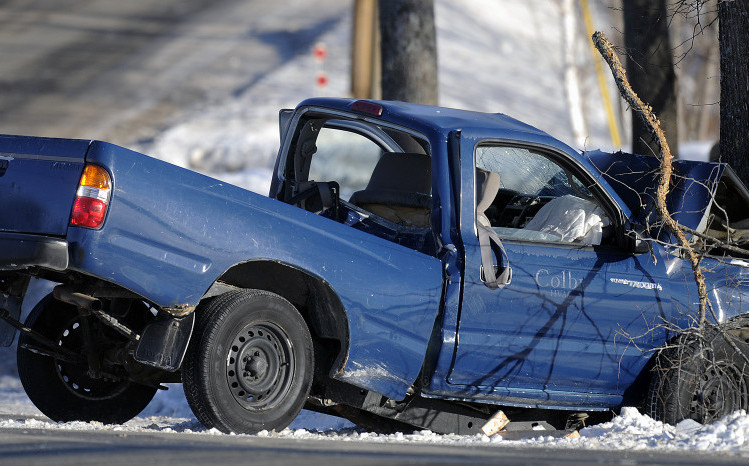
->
[[70, 164, 111, 229]]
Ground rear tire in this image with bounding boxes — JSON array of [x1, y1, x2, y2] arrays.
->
[[17, 295, 157, 424], [182, 290, 313, 433], [646, 330, 749, 424]]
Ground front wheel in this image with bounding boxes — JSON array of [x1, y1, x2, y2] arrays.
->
[[646, 330, 749, 424], [182, 290, 313, 434]]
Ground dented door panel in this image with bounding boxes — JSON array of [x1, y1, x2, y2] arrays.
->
[[436, 131, 676, 406]]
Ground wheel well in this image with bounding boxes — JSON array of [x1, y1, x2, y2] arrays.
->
[[208, 260, 349, 376], [721, 314, 749, 343]]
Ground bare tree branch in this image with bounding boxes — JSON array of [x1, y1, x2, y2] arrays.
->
[[592, 31, 709, 329]]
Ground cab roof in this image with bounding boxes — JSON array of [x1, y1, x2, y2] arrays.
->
[[297, 97, 551, 139]]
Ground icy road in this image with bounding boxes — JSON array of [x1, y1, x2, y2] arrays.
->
[[0, 402, 748, 466], [0, 420, 746, 466]]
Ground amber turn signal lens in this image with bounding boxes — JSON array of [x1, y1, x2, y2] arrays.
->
[[79, 164, 111, 190]]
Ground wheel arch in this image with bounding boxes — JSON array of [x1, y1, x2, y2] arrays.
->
[[720, 313, 749, 343], [203, 260, 350, 376]]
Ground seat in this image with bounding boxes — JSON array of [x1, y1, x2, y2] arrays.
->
[[349, 152, 431, 227]]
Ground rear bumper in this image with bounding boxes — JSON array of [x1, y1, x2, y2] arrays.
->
[[0, 232, 68, 271]]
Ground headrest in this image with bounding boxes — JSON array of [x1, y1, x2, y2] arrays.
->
[[476, 168, 501, 215], [366, 152, 431, 195]]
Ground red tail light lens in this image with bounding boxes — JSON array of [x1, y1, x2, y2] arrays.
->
[[71, 197, 107, 228], [70, 165, 111, 229]]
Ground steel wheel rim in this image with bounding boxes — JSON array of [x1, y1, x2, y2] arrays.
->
[[692, 361, 749, 423], [53, 316, 128, 400], [225, 321, 295, 411]]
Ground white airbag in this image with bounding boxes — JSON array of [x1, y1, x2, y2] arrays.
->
[[524, 195, 609, 244]]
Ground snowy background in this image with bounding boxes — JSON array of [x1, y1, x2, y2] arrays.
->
[[0, 0, 739, 453]]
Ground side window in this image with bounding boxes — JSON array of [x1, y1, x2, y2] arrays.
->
[[290, 117, 435, 254], [308, 127, 383, 200], [476, 145, 610, 246], [305, 122, 432, 230]]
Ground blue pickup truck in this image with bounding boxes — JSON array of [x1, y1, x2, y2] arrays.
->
[[1, 98, 749, 434]]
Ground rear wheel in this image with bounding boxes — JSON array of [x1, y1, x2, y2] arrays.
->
[[17, 295, 157, 424], [182, 290, 313, 433], [646, 330, 749, 424]]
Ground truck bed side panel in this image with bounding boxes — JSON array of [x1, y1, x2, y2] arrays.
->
[[67, 142, 444, 399]]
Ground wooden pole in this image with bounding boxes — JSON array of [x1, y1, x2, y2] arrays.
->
[[351, 0, 379, 99]]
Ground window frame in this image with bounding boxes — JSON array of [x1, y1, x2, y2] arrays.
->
[[279, 107, 431, 191], [473, 140, 626, 250], [306, 124, 387, 197]]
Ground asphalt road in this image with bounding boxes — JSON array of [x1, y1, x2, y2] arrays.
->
[[0, 0, 344, 147], [0, 423, 747, 466]]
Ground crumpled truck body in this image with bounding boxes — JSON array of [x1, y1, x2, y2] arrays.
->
[[2, 97, 748, 424]]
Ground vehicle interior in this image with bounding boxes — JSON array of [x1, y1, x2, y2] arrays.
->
[[281, 114, 621, 256], [282, 114, 438, 255], [475, 145, 614, 247], [700, 167, 749, 258]]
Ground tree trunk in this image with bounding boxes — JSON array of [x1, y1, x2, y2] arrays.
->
[[623, 0, 678, 156], [378, 0, 438, 105], [719, 0, 749, 187], [562, 0, 587, 147], [351, 0, 380, 99]]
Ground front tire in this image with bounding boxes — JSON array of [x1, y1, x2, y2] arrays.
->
[[646, 330, 749, 424], [17, 295, 157, 424], [182, 290, 314, 433]]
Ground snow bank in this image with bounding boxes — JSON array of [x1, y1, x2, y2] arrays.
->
[[2, 405, 749, 453], [140, 2, 351, 194]]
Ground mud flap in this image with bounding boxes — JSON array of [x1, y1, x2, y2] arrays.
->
[[1, 275, 30, 347], [134, 313, 194, 371], [0, 293, 22, 346]]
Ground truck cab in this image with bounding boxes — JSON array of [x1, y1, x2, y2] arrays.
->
[[269, 98, 749, 430], [272, 98, 659, 401]]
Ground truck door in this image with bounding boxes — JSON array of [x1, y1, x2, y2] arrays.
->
[[447, 135, 674, 406]]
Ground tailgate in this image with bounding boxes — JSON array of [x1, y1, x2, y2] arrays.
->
[[0, 134, 89, 236]]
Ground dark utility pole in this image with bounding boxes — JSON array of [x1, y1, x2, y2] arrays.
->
[[718, 0, 749, 186], [378, 0, 438, 105]]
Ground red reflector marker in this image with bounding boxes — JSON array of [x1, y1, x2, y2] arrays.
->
[[351, 100, 383, 117]]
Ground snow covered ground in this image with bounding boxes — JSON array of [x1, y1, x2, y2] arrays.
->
[[0, 0, 743, 455], [2, 372, 749, 454]]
